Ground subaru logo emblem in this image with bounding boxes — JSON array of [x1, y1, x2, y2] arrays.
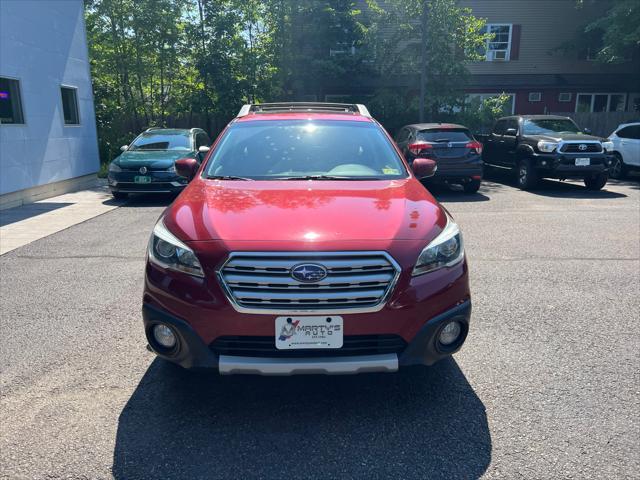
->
[[290, 263, 328, 283], [578, 144, 588, 151], [139, 166, 148, 174]]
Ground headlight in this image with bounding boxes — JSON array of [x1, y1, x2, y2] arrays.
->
[[148, 220, 204, 277], [167, 165, 176, 173], [412, 216, 464, 276], [602, 141, 614, 152], [537, 140, 558, 153], [108, 162, 122, 172]]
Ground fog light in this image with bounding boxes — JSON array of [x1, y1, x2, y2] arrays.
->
[[439, 321, 462, 346], [153, 324, 176, 349]]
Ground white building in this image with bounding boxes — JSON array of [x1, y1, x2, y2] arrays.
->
[[0, 0, 99, 209]]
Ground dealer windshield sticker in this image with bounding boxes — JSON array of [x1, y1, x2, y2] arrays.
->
[[382, 167, 400, 175]]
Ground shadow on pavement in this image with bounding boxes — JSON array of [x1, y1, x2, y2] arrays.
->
[[107, 193, 178, 208], [112, 358, 491, 480], [425, 182, 502, 202], [483, 168, 628, 199], [0, 202, 74, 227]]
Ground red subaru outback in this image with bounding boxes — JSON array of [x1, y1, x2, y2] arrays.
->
[[143, 103, 471, 375]]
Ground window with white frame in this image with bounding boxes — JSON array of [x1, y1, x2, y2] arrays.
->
[[528, 92, 541, 102], [466, 93, 516, 114], [576, 93, 626, 113], [558, 93, 572, 102], [484, 24, 512, 61]]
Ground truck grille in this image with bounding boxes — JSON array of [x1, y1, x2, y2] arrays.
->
[[560, 142, 602, 153], [211, 334, 407, 358], [218, 252, 401, 313]]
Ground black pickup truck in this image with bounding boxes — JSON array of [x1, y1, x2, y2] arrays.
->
[[477, 115, 613, 190]]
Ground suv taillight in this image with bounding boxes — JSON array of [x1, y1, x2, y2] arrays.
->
[[408, 142, 433, 155], [466, 141, 483, 155]]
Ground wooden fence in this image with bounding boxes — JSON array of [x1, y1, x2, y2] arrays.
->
[[550, 111, 639, 137]]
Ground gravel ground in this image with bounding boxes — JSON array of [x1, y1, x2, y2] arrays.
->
[[1, 172, 638, 479]]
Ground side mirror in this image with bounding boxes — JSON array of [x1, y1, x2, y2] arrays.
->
[[411, 158, 437, 179], [120, 145, 128, 152], [583, 127, 592, 134], [175, 158, 199, 180], [505, 128, 518, 136], [198, 146, 210, 153]]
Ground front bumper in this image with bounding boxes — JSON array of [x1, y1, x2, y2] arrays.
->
[[142, 256, 472, 374], [532, 152, 611, 178], [415, 156, 483, 183], [108, 171, 188, 194]]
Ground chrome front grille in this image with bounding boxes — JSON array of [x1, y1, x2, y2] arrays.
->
[[218, 252, 401, 313], [560, 142, 602, 153]]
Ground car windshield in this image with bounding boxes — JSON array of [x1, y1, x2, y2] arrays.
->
[[417, 128, 472, 142], [523, 119, 582, 135], [129, 131, 191, 151], [204, 120, 408, 180]]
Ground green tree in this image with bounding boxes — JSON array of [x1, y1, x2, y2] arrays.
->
[[368, 0, 489, 122], [273, 0, 375, 100], [85, 0, 194, 161], [581, 0, 640, 63]]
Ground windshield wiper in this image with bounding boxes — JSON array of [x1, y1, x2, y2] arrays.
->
[[279, 175, 374, 181], [206, 175, 254, 181]]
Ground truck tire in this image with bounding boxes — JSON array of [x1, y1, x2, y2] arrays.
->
[[516, 158, 538, 190], [111, 191, 128, 200], [463, 179, 481, 194], [609, 153, 626, 179], [584, 173, 608, 190]]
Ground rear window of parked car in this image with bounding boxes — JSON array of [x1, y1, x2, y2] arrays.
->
[[417, 129, 472, 142], [617, 125, 640, 139], [129, 132, 191, 151], [205, 120, 408, 180]]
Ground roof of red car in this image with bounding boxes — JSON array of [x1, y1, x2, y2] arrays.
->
[[235, 112, 373, 123]]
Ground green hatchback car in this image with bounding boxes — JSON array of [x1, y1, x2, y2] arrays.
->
[[107, 128, 211, 199]]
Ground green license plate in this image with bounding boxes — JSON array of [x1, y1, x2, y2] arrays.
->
[[134, 176, 152, 184]]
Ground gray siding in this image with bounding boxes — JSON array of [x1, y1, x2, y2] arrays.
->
[[0, 0, 99, 196], [460, 0, 634, 75]]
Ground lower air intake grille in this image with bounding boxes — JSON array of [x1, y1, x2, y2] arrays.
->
[[211, 335, 407, 358]]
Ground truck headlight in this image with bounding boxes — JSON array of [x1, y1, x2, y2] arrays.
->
[[602, 141, 614, 152], [148, 220, 204, 277], [537, 141, 558, 153], [412, 216, 464, 276], [108, 162, 122, 173]]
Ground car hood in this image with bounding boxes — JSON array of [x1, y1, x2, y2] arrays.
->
[[528, 133, 603, 142], [114, 150, 193, 169], [164, 179, 446, 243]]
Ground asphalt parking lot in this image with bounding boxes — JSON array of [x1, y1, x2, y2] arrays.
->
[[1, 171, 639, 479]]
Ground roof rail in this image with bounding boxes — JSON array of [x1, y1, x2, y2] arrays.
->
[[236, 102, 371, 118], [145, 127, 164, 131]]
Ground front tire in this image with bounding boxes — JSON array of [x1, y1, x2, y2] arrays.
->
[[516, 158, 538, 190], [111, 191, 128, 200], [609, 153, 626, 179], [463, 179, 481, 194], [584, 173, 608, 190]]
